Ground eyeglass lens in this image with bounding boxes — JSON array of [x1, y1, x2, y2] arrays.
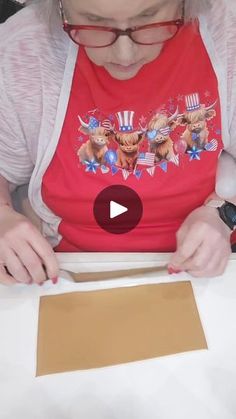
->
[[70, 25, 179, 47]]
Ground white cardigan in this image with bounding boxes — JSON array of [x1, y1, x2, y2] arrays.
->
[[0, 0, 236, 244]]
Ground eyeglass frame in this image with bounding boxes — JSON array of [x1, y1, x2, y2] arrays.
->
[[58, 0, 185, 48]]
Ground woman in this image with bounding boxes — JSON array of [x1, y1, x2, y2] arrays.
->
[[0, 0, 235, 285]]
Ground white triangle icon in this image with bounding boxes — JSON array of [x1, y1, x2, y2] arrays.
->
[[110, 200, 128, 219]]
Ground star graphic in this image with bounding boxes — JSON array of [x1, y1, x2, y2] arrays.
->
[[88, 108, 98, 115], [169, 104, 175, 112], [177, 94, 184, 101], [204, 91, 211, 97], [187, 146, 203, 161], [84, 159, 100, 173], [139, 115, 147, 125]]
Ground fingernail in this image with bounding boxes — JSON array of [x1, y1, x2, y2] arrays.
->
[[168, 266, 182, 275], [51, 277, 58, 284]]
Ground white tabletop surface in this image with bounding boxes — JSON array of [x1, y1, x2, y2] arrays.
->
[[0, 253, 236, 419]]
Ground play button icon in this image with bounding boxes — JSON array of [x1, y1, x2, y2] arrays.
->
[[93, 185, 143, 234], [110, 201, 128, 219]]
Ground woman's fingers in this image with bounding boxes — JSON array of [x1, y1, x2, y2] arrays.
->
[[169, 221, 204, 270], [0, 263, 18, 286], [0, 211, 59, 285], [177, 239, 230, 276], [169, 206, 232, 277], [11, 220, 59, 280], [187, 247, 230, 277], [5, 242, 47, 284], [0, 220, 59, 284], [26, 230, 59, 280], [14, 236, 49, 284], [5, 248, 32, 284]]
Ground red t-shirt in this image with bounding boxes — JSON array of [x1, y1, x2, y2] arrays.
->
[[42, 23, 223, 252]]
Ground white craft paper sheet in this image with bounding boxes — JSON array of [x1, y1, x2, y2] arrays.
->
[[0, 253, 236, 419]]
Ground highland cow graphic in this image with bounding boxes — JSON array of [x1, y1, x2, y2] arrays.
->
[[177, 93, 217, 149], [146, 108, 179, 162], [77, 115, 114, 165], [114, 111, 145, 171]]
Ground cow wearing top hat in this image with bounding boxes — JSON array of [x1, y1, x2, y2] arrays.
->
[[177, 93, 217, 149], [114, 111, 144, 171]]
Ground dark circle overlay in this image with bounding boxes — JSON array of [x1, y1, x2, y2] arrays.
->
[[93, 185, 143, 234]]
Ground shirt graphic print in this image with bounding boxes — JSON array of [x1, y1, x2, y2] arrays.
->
[[41, 22, 223, 252]]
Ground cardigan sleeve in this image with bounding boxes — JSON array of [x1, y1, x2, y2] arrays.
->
[[212, 0, 236, 198], [0, 77, 34, 185], [0, 4, 68, 189], [226, 1, 236, 158]]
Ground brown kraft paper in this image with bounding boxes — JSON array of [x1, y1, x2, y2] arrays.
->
[[36, 281, 207, 376]]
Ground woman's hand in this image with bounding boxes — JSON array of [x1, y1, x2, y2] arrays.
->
[[0, 205, 59, 285], [169, 205, 232, 277]]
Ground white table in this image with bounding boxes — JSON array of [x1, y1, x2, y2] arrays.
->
[[0, 253, 236, 419]]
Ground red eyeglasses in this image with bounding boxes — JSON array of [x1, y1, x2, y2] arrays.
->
[[58, 0, 185, 48]]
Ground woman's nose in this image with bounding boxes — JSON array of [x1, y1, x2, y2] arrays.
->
[[111, 34, 138, 65]]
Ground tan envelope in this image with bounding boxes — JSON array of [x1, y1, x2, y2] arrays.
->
[[36, 281, 207, 376]]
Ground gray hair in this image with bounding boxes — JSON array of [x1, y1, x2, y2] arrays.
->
[[26, 0, 210, 24]]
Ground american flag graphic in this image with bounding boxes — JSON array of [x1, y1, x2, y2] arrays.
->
[[102, 119, 113, 131], [88, 117, 99, 130], [205, 139, 218, 151], [136, 152, 155, 166], [159, 126, 171, 136]]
